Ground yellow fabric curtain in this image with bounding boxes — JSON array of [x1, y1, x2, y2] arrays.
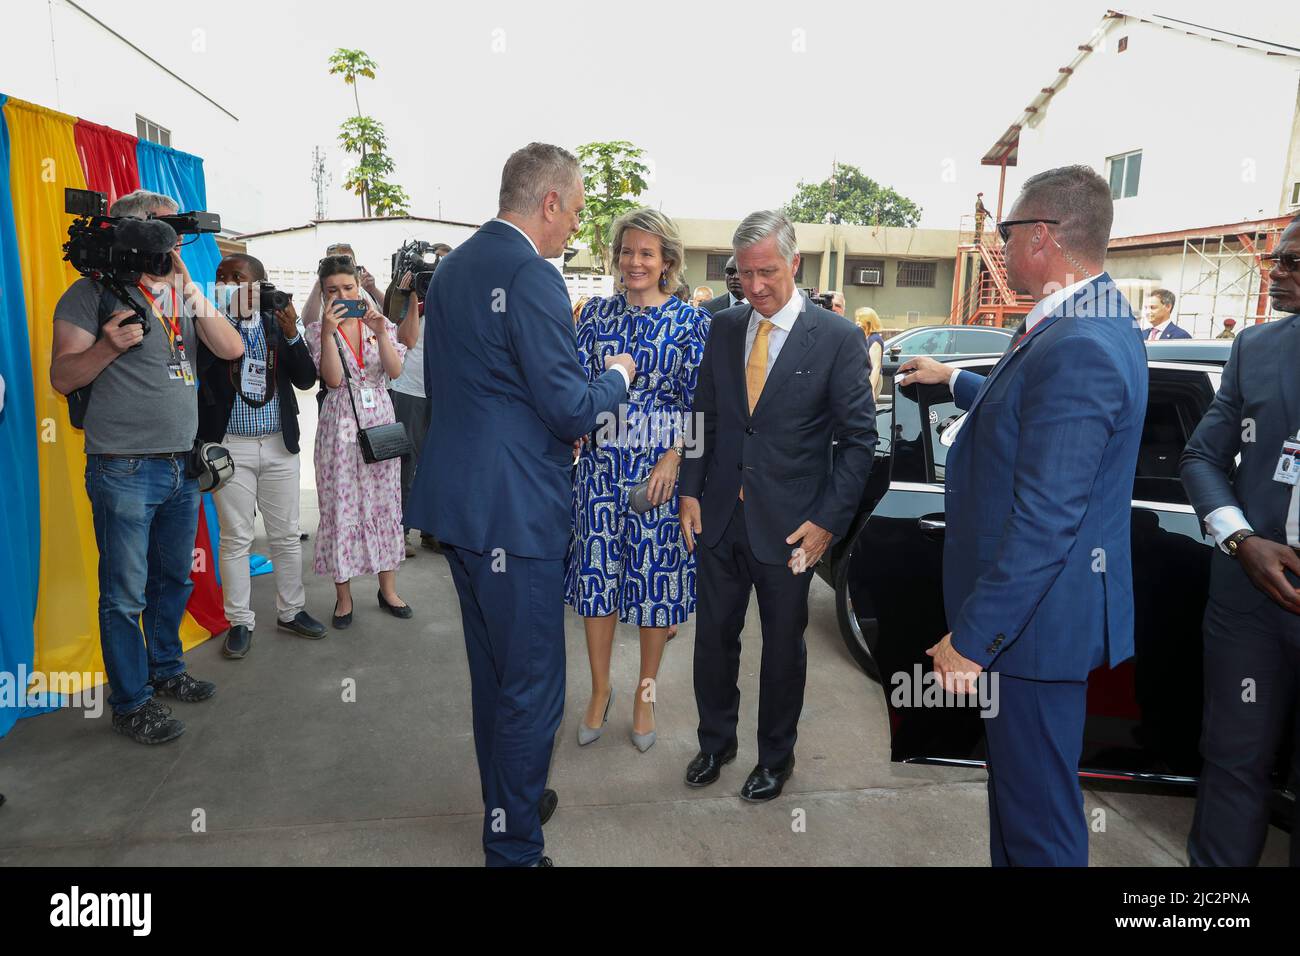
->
[[5, 97, 207, 692]]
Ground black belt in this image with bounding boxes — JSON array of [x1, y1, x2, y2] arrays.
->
[[99, 451, 188, 460]]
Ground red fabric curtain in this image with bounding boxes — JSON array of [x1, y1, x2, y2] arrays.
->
[[73, 119, 140, 206]]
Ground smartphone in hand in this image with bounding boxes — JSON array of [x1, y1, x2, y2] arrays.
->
[[337, 299, 367, 319]]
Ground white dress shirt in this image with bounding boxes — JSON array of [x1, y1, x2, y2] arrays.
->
[[744, 290, 802, 376], [492, 218, 630, 389], [949, 274, 1098, 395], [729, 292, 747, 309]]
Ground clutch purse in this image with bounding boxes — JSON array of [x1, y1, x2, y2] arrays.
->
[[334, 334, 413, 464]]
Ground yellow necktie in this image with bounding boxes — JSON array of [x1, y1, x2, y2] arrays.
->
[[747, 320, 775, 415]]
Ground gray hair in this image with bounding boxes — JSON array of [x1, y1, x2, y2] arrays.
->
[[732, 210, 798, 263], [110, 189, 178, 219], [498, 142, 581, 216], [1015, 165, 1113, 263]]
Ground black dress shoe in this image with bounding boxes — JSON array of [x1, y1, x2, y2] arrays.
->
[[539, 788, 558, 826], [222, 624, 252, 659], [377, 589, 413, 619], [685, 743, 738, 788], [739, 757, 795, 803], [332, 602, 353, 630], [533, 856, 554, 867], [277, 611, 326, 640]]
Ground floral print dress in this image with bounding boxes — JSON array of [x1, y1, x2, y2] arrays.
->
[[306, 319, 408, 582]]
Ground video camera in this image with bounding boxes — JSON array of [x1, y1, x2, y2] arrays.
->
[[391, 239, 448, 300], [63, 187, 220, 285], [805, 289, 835, 311]]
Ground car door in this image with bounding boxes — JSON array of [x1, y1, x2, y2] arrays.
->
[[856, 360, 1220, 780]]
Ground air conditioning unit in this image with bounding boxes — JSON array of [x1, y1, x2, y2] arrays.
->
[[855, 268, 882, 286]]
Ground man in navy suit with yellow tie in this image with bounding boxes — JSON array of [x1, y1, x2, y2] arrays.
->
[[900, 166, 1148, 865], [406, 144, 635, 867]]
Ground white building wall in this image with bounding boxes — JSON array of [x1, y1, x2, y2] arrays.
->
[[4, 0, 265, 233], [1008, 18, 1300, 237]]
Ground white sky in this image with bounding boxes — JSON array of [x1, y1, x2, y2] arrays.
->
[[75, 0, 1293, 232]]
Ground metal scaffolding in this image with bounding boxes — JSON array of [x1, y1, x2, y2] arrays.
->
[[1176, 227, 1283, 337]]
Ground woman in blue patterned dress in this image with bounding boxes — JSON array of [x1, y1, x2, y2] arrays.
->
[[565, 208, 710, 753]]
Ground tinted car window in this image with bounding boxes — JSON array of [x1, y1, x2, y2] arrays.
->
[[952, 329, 1011, 353], [1132, 367, 1216, 505]]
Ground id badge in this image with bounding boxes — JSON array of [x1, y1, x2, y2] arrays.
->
[[1273, 438, 1300, 485], [167, 362, 184, 381], [242, 357, 267, 398], [360, 387, 377, 410], [181, 360, 195, 387]]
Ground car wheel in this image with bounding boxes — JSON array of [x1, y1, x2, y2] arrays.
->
[[834, 535, 881, 683]]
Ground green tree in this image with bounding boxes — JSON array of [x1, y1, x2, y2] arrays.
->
[[575, 140, 651, 273], [329, 48, 408, 218], [783, 162, 921, 227]]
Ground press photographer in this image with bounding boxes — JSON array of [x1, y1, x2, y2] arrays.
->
[[50, 188, 244, 745], [384, 241, 447, 555], [196, 254, 326, 659]]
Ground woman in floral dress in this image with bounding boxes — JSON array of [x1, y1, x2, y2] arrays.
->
[[565, 208, 710, 752], [306, 255, 412, 628]]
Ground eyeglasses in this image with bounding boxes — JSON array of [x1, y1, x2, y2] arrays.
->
[[997, 219, 1061, 243], [1261, 252, 1300, 274]]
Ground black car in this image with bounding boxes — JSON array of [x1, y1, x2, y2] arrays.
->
[[877, 325, 1013, 397], [816, 339, 1293, 794]]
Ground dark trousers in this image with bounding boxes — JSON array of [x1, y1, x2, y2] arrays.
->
[[444, 544, 565, 867], [1188, 596, 1300, 866], [389, 389, 431, 531], [983, 674, 1089, 866], [694, 498, 814, 767]]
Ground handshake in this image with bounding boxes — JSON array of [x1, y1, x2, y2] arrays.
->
[[604, 352, 637, 383]]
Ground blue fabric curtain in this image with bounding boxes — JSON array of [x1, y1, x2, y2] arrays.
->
[[0, 94, 43, 737], [135, 139, 221, 287]]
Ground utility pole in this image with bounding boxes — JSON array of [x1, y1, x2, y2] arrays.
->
[[311, 146, 331, 221]]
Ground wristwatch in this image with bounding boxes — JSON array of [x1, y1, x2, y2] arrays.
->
[[1224, 529, 1256, 557]]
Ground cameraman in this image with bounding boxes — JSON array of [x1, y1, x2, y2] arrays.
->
[[50, 189, 243, 745], [197, 254, 326, 659], [384, 264, 433, 555]]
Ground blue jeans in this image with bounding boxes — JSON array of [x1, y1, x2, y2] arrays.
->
[[84, 455, 199, 715]]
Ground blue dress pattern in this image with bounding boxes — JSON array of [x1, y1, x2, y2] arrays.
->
[[564, 294, 711, 626]]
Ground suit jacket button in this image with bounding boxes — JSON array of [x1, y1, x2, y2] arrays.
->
[[746, 427, 755, 435], [737, 463, 743, 471]]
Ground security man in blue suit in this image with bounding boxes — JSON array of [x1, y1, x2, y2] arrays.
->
[[899, 165, 1148, 866], [405, 143, 635, 867]]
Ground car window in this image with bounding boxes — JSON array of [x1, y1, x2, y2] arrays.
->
[[952, 329, 1010, 353], [1133, 367, 1216, 505]]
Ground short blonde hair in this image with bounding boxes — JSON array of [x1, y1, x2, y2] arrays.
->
[[854, 307, 882, 335], [610, 207, 685, 294], [692, 285, 713, 303]]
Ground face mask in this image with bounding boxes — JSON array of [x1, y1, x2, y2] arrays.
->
[[214, 283, 237, 314]]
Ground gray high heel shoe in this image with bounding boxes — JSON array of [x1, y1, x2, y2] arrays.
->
[[577, 687, 614, 746], [631, 700, 656, 753]]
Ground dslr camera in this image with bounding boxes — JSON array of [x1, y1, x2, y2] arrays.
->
[[391, 239, 449, 300]]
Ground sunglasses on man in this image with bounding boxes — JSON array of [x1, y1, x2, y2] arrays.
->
[[1261, 251, 1300, 274], [996, 218, 1061, 243]]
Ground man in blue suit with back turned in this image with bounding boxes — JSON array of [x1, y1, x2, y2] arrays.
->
[[899, 165, 1148, 865], [405, 143, 635, 867]]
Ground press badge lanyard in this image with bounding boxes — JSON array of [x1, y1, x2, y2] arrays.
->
[[232, 317, 277, 407], [336, 324, 378, 410], [138, 282, 193, 386]]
